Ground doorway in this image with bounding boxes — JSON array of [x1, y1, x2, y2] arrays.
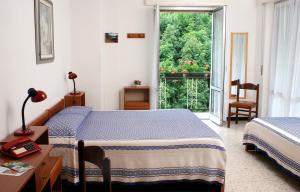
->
[[157, 7, 226, 125]]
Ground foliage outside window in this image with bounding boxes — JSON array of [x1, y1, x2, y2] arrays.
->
[[159, 12, 212, 112]]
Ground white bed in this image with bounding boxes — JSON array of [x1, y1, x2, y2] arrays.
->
[[243, 117, 300, 177], [45, 106, 227, 186]]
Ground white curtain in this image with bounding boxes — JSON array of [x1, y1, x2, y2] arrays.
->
[[256, 2, 274, 117], [150, 5, 160, 109], [268, 0, 300, 117]]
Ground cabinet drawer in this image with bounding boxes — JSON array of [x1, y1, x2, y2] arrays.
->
[[35, 155, 51, 192], [49, 156, 62, 187], [124, 102, 150, 110]]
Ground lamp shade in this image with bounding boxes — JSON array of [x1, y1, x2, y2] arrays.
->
[[68, 72, 77, 79], [31, 90, 47, 102]]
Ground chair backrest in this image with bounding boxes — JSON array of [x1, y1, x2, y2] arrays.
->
[[231, 79, 240, 97], [237, 83, 260, 108], [78, 140, 112, 192], [231, 79, 240, 86]]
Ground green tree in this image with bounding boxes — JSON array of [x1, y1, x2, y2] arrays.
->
[[159, 12, 212, 111]]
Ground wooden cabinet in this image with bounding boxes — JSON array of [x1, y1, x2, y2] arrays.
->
[[1, 126, 49, 145], [0, 127, 63, 192], [123, 86, 150, 110], [64, 91, 85, 107], [35, 154, 52, 192]]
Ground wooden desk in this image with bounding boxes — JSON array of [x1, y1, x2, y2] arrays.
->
[[1, 126, 49, 145], [0, 145, 51, 192], [0, 127, 62, 192]]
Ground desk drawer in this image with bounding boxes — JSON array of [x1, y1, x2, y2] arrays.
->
[[35, 155, 51, 192], [49, 156, 62, 187], [124, 102, 150, 110]]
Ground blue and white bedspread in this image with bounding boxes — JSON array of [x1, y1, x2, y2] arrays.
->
[[46, 107, 226, 184], [243, 117, 300, 177]]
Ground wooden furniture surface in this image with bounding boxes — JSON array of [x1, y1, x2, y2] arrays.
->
[[65, 91, 85, 107], [1, 126, 49, 145], [127, 33, 145, 38], [49, 156, 63, 191], [0, 126, 63, 192], [78, 140, 112, 192], [124, 86, 150, 110], [0, 145, 52, 192], [227, 83, 259, 128]]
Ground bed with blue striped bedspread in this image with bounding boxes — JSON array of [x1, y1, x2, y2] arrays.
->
[[46, 107, 226, 184], [243, 117, 300, 177]]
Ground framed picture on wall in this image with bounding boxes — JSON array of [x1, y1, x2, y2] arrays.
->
[[105, 33, 118, 43], [34, 0, 54, 64]]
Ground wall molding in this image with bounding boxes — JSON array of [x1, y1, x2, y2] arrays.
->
[[145, 0, 228, 6], [257, 0, 279, 5]]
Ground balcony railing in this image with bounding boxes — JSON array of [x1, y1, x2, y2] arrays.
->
[[159, 72, 210, 112]]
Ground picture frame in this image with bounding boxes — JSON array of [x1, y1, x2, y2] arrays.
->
[[105, 33, 118, 43], [34, 0, 54, 64]]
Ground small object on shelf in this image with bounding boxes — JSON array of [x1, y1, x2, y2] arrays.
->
[[68, 71, 79, 95], [14, 88, 47, 136], [65, 91, 85, 107], [133, 80, 142, 86], [123, 86, 150, 110]]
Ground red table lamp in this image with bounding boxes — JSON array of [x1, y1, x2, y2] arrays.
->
[[68, 71, 78, 95], [14, 88, 47, 136]]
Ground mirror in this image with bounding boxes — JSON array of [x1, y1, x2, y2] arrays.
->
[[229, 32, 248, 98]]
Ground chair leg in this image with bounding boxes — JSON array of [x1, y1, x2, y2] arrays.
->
[[103, 158, 112, 192], [248, 108, 251, 121], [227, 105, 231, 128], [255, 107, 258, 118], [235, 108, 239, 124]]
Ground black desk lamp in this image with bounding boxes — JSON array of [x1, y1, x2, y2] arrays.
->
[[14, 88, 47, 136]]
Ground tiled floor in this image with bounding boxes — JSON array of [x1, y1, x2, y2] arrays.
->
[[202, 120, 300, 192]]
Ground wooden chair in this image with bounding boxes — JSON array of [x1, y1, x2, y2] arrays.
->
[[230, 79, 240, 98], [227, 83, 259, 128], [78, 140, 112, 192]]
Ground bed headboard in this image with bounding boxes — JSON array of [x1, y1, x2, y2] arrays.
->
[[28, 99, 65, 127]]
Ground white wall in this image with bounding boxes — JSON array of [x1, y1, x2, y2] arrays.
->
[[100, 0, 154, 110], [223, 0, 258, 119], [70, 0, 153, 110], [0, 0, 71, 140], [70, 0, 102, 109], [69, 0, 258, 116], [145, 0, 228, 6]]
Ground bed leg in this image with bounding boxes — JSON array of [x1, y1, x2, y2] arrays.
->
[[221, 184, 225, 192], [245, 143, 256, 152], [211, 183, 225, 192]]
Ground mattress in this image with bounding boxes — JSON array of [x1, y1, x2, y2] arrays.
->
[[243, 117, 300, 177], [45, 106, 226, 184]]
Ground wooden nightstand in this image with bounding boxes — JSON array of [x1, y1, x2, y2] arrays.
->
[[1, 126, 49, 145], [0, 126, 63, 192], [124, 86, 150, 110], [64, 91, 85, 107]]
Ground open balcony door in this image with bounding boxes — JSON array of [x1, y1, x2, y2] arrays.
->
[[209, 7, 226, 125]]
